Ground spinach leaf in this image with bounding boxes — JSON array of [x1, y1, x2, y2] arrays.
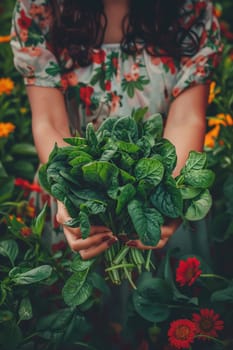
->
[[82, 161, 119, 188], [150, 176, 183, 218], [128, 199, 163, 246], [134, 158, 164, 186]]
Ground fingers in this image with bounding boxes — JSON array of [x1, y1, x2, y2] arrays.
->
[[63, 227, 115, 251], [125, 219, 182, 250], [126, 237, 169, 250], [80, 238, 117, 260]]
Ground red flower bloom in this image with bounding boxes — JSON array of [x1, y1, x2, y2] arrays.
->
[[161, 57, 176, 74], [92, 49, 106, 64], [79, 86, 94, 116], [168, 319, 196, 349], [112, 57, 119, 69], [52, 240, 67, 253], [18, 9, 32, 29], [105, 80, 111, 91], [192, 309, 224, 340], [176, 257, 202, 287], [15, 178, 42, 195], [21, 226, 32, 237]]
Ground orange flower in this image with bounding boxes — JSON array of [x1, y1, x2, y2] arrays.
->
[[205, 114, 233, 148], [208, 81, 220, 104], [9, 215, 24, 224], [26, 204, 36, 218], [208, 113, 233, 127], [168, 319, 196, 349], [0, 35, 11, 43], [0, 122, 15, 138], [0, 78, 15, 95], [213, 5, 222, 18], [204, 125, 220, 148]]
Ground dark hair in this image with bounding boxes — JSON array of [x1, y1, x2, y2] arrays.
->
[[50, 0, 202, 67]]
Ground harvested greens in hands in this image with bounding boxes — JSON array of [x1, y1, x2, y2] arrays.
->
[[39, 108, 215, 288]]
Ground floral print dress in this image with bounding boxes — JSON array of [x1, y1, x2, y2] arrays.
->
[[10, 0, 222, 245]]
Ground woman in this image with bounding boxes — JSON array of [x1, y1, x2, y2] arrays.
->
[[10, 0, 222, 260]]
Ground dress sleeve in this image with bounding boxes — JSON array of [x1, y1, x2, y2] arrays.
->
[[10, 0, 63, 88], [172, 0, 223, 99]]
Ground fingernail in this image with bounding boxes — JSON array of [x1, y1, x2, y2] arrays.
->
[[107, 238, 118, 247], [126, 240, 137, 247]]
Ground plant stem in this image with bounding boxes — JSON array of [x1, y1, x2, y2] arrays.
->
[[73, 342, 98, 350], [145, 249, 152, 271], [200, 273, 229, 283], [195, 334, 225, 345], [112, 245, 130, 265], [122, 259, 137, 290], [105, 263, 135, 272]]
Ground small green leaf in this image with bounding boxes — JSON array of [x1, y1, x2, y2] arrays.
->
[[18, 297, 33, 321], [128, 200, 163, 246], [11, 265, 53, 285], [71, 254, 96, 272], [184, 169, 215, 188], [79, 211, 91, 238], [0, 240, 19, 266], [182, 151, 207, 173], [211, 283, 233, 303], [82, 161, 119, 188], [184, 189, 212, 221], [134, 158, 164, 186], [180, 186, 202, 199], [112, 116, 138, 142], [143, 113, 163, 139], [62, 271, 93, 307], [31, 203, 47, 236], [150, 177, 182, 218]]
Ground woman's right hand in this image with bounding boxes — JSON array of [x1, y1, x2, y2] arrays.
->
[[56, 201, 118, 260]]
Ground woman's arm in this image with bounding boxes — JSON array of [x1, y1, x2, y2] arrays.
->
[[163, 84, 209, 177], [127, 84, 209, 250], [26, 86, 72, 163], [27, 86, 117, 258]]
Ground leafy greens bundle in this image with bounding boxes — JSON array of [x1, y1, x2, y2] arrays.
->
[[39, 108, 215, 287]]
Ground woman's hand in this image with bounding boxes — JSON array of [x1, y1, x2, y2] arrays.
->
[[126, 218, 182, 250], [56, 201, 118, 259]]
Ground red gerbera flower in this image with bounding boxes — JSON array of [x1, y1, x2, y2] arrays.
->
[[192, 309, 224, 340], [168, 319, 196, 349], [176, 257, 202, 287]]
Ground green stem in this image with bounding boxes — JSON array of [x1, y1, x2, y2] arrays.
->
[[175, 174, 184, 186], [145, 249, 152, 271], [105, 263, 135, 272], [73, 342, 98, 350], [122, 259, 137, 290], [168, 304, 199, 311], [200, 273, 229, 283], [195, 334, 225, 345], [112, 245, 130, 265]]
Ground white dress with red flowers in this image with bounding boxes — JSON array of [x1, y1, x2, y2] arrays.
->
[[10, 0, 221, 254]]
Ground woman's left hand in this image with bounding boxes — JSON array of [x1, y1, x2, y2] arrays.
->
[[126, 218, 182, 250]]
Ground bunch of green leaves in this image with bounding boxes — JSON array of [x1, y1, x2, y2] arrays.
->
[[0, 205, 96, 350], [39, 108, 214, 246]]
